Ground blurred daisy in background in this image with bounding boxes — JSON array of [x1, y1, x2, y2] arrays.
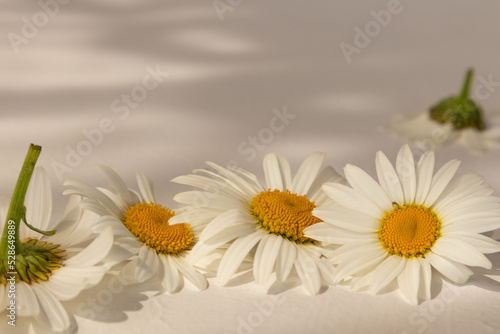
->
[[64, 166, 208, 294], [309, 145, 500, 304], [388, 69, 500, 153], [0, 166, 113, 333], [171, 152, 345, 295]]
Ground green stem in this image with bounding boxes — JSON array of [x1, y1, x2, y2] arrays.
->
[[459, 68, 474, 101], [0, 144, 41, 267]]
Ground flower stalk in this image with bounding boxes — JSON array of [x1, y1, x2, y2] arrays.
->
[[0, 144, 56, 277]]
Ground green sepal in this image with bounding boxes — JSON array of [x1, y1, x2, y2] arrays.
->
[[429, 68, 485, 131], [22, 207, 56, 236]]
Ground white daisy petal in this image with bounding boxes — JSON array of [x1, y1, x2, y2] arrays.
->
[[432, 174, 485, 212], [277, 155, 292, 189], [344, 164, 392, 212], [172, 174, 227, 193], [376, 151, 404, 204], [200, 208, 252, 240], [228, 165, 265, 192], [24, 167, 52, 236], [312, 256, 336, 285], [396, 144, 417, 203], [264, 153, 284, 191], [441, 202, 500, 225], [431, 237, 492, 269], [369, 256, 406, 295], [253, 234, 283, 284], [437, 192, 497, 220], [135, 246, 160, 283], [42, 266, 106, 301], [424, 159, 461, 207], [444, 216, 500, 240], [444, 231, 500, 254], [137, 173, 156, 203], [101, 244, 136, 270], [189, 224, 257, 265], [160, 255, 181, 293], [308, 166, 345, 202], [291, 152, 325, 195], [217, 230, 266, 285], [32, 284, 71, 332], [98, 165, 135, 209], [414, 151, 435, 204], [65, 227, 113, 267], [63, 179, 123, 217], [397, 258, 420, 305], [194, 168, 257, 198], [92, 216, 131, 237], [322, 183, 383, 219], [276, 238, 297, 282], [417, 257, 432, 300], [294, 247, 321, 295], [334, 248, 387, 282], [304, 223, 373, 244], [174, 190, 244, 210], [170, 256, 208, 291], [330, 240, 381, 264], [461, 128, 487, 152], [352, 272, 373, 292], [313, 206, 378, 233], [425, 252, 473, 284], [17, 282, 40, 317], [205, 161, 259, 198]]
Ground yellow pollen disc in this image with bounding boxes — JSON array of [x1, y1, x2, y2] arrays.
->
[[250, 189, 321, 243], [123, 202, 194, 255], [378, 203, 441, 258]]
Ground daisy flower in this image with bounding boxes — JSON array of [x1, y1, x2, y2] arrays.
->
[[0, 145, 113, 333], [171, 152, 344, 295], [63, 165, 208, 293], [388, 69, 500, 153], [308, 144, 500, 304]]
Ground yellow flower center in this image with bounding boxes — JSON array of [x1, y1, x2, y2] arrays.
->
[[250, 189, 321, 243], [123, 202, 194, 255], [378, 203, 441, 258], [1, 238, 66, 285]]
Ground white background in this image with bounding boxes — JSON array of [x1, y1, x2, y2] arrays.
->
[[1, 1, 500, 333]]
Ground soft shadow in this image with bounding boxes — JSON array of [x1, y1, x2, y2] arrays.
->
[[224, 269, 255, 287], [64, 274, 153, 324], [267, 271, 330, 295], [465, 252, 500, 293]]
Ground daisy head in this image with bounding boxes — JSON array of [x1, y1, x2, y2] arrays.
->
[[171, 152, 345, 295], [63, 166, 208, 294], [310, 144, 500, 304], [0, 164, 113, 333], [388, 69, 500, 153]]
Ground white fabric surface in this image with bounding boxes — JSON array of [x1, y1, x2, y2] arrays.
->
[[1, 1, 500, 333]]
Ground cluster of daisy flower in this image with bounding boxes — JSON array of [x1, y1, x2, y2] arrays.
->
[[1, 139, 500, 333]]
